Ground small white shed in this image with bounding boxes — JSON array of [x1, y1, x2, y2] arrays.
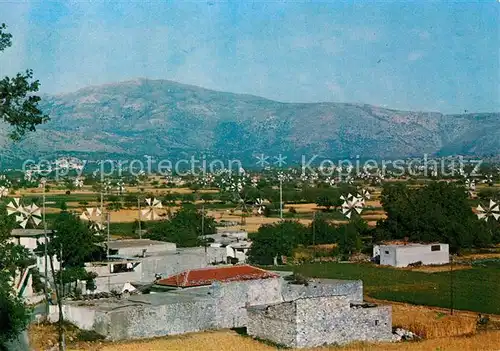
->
[[374, 243, 449, 267]]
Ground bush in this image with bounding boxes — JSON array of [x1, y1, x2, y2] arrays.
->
[[76, 329, 105, 342]]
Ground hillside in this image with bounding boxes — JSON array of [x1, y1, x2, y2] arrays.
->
[[1, 78, 498, 163]]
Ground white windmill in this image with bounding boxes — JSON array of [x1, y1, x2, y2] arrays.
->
[[38, 177, 46, 189], [255, 198, 266, 215], [340, 194, 364, 219], [7, 198, 27, 225], [80, 207, 105, 232], [465, 178, 476, 197], [325, 177, 336, 186], [476, 200, 500, 221], [483, 174, 493, 185], [251, 176, 259, 188], [343, 175, 354, 185], [0, 175, 11, 188], [0, 186, 9, 198], [116, 181, 125, 194], [356, 189, 371, 205], [24, 171, 33, 182], [74, 177, 84, 188], [7, 198, 42, 228], [141, 198, 163, 220], [102, 179, 112, 194], [228, 179, 243, 193]]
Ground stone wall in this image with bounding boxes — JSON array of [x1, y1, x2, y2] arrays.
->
[[57, 277, 383, 344], [247, 296, 392, 348], [105, 296, 215, 340], [295, 297, 392, 347], [212, 277, 283, 328], [281, 279, 363, 303], [247, 302, 297, 347]]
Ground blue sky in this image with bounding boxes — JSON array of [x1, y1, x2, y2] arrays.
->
[[1, 0, 498, 113]]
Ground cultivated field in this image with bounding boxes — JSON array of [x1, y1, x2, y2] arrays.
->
[[271, 261, 500, 315]]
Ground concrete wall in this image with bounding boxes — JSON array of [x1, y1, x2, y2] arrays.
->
[[140, 247, 226, 281], [49, 304, 106, 331], [225, 245, 249, 263], [11, 236, 60, 273], [93, 271, 142, 293], [2, 331, 30, 351], [86, 247, 226, 292], [379, 246, 397, 266], [117, 242, 176, 257], [380, 244, 449, 267]]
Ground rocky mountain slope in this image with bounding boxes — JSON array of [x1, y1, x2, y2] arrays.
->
[[1, 78, 498, 162]]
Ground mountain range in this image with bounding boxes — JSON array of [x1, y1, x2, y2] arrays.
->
[[1, 78, 498, 164]]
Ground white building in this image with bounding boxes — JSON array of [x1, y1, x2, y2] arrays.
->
[[373, 243, 449, 267], [10, 229, 61, 300], [85, 239, 227, 292], [207, 230, 251, 263]]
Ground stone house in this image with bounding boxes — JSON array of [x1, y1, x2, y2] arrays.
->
[[50, 266, 389, 347], [247, 296, 392, 348]]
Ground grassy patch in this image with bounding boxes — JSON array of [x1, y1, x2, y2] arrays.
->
[[270, 262, 500, 314]]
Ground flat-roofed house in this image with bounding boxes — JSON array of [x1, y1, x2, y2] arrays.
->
[[373, 243, 449, 267]]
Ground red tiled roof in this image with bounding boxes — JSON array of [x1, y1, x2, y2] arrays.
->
[[156, 265, 279, 288]]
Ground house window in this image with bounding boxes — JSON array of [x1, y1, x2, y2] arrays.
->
[[384, 250, 389, 255], [431, 245, 441, 252]]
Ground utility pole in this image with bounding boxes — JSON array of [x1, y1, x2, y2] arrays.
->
[[107, 211, 111, 292], [279, 177, 283, 220], [58, 243, 65, 351], [137, 196, 142, 239], [202, 205, 207, 257], [450, 254, 454, 315], [42, 181, 50, 317], [312, 211, 316, 246]]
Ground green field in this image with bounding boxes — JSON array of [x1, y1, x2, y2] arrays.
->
[[271, 261, 500, 314]]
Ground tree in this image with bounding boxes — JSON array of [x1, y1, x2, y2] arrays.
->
[[316, 195, 334, 211], [34, 211, 102, 351], [307, 212, 339, 245], [313, 188, 343, 211], [0, 277, 31, 347], [0, 205, 32, 347], [338, 222, 363, 260], [41, 211, 103, 269], [0, 23, 49, 140], [375, 182, 496, 252], [0, 23, 49, 349], [247, 220, 308, 265], [146, 205, 216, 247]]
